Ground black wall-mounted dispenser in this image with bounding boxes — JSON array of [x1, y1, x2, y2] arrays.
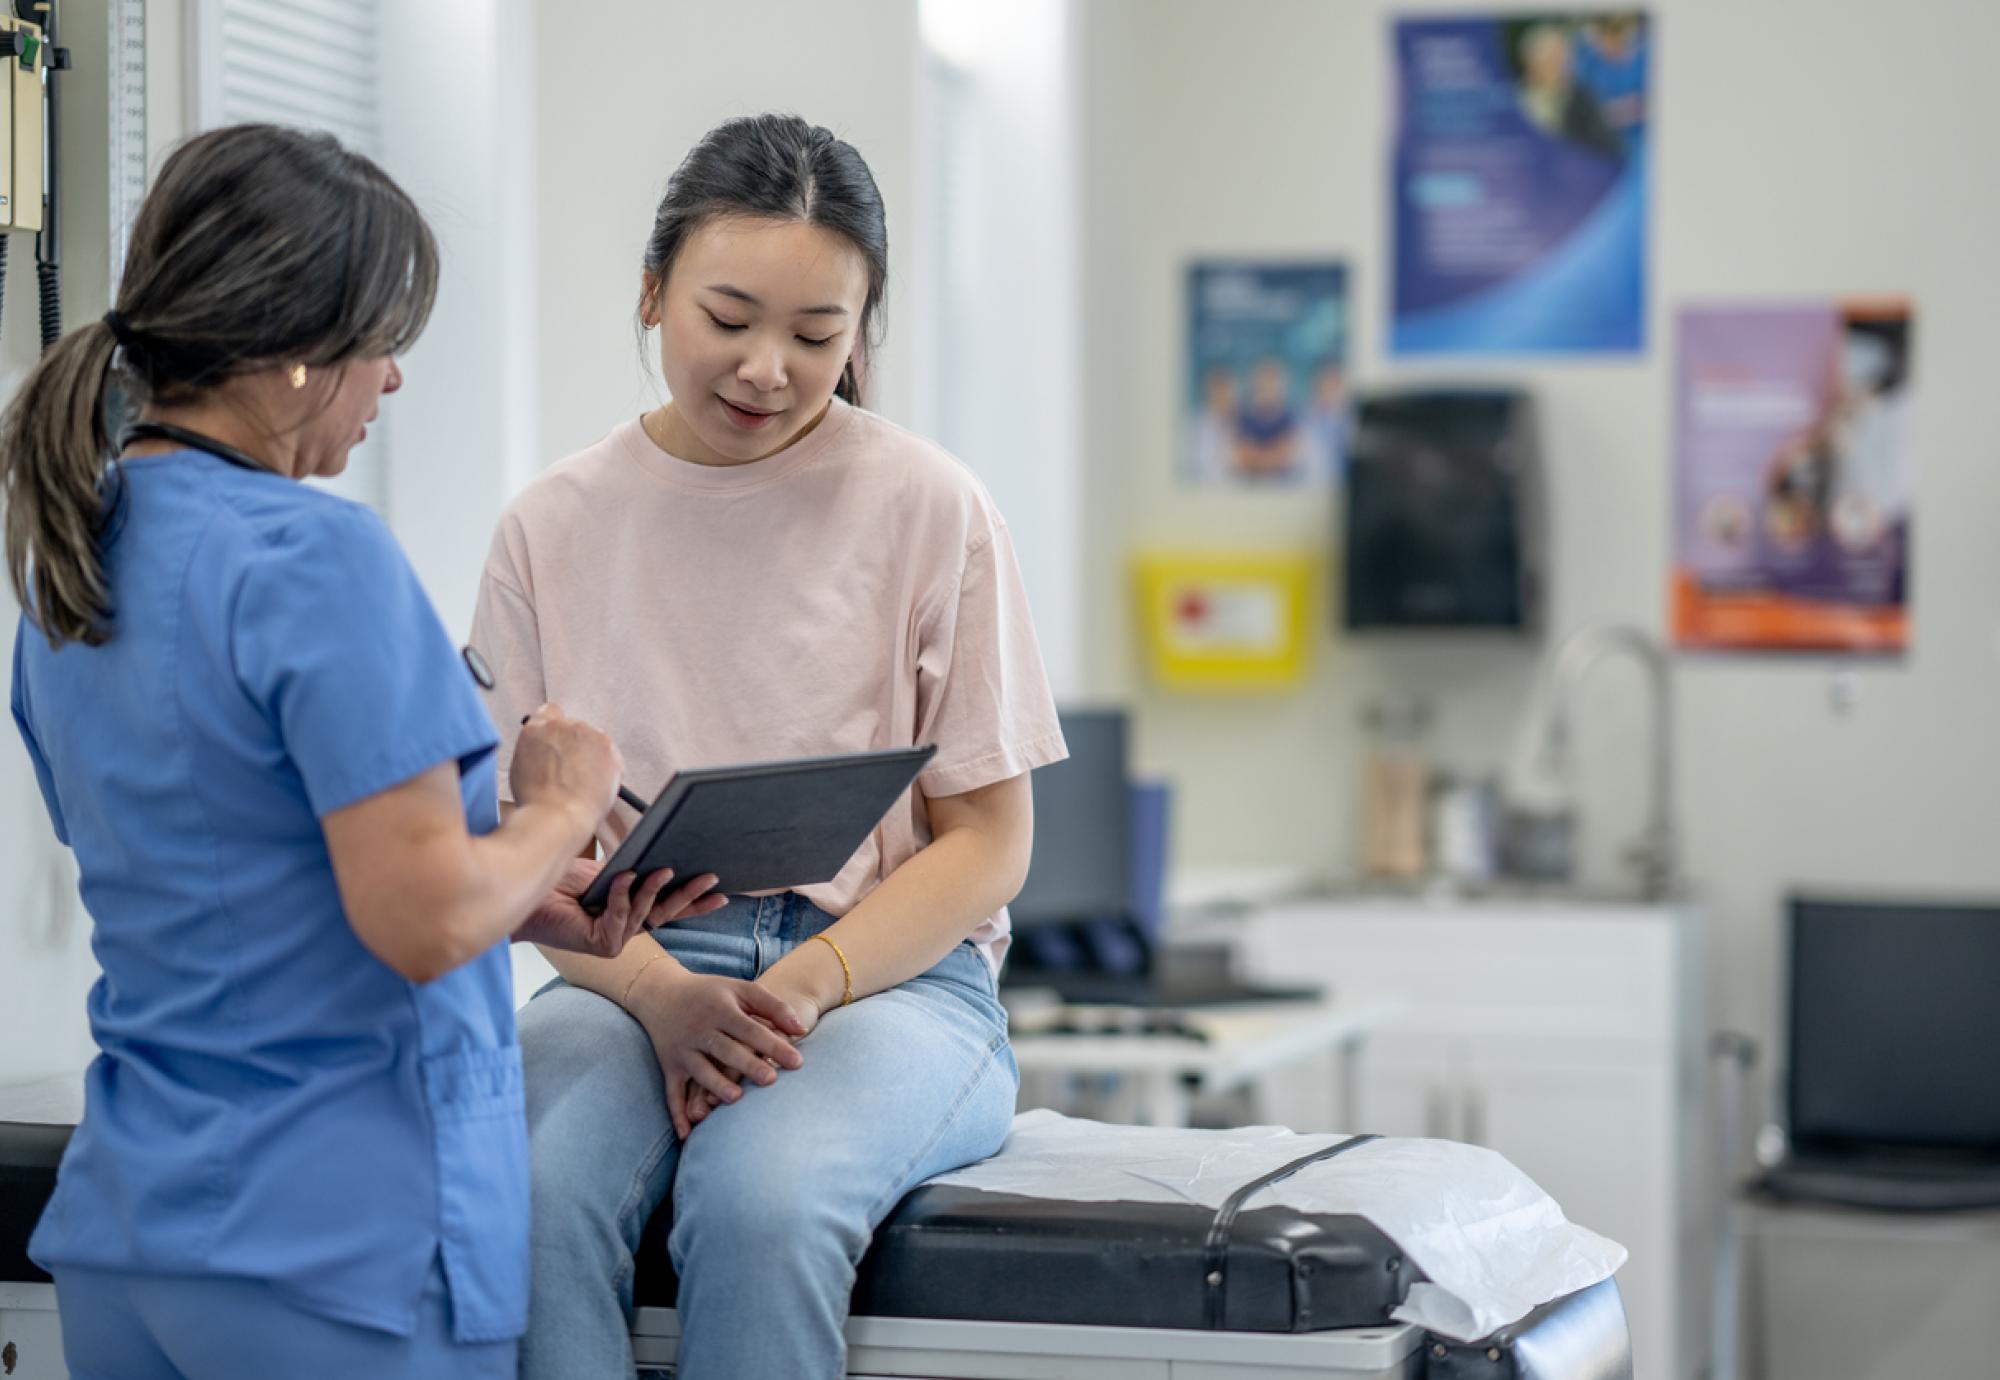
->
[[1341, 388, 1543, 632]]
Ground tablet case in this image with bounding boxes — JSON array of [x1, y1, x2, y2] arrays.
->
[[579, 745, 937, 913]]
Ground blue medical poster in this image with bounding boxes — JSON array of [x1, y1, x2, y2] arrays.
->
[[1391, 13, 1649, 355], [1183, 261, 1349, 487]]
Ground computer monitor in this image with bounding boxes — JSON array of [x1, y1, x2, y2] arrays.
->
[[1788, 896, 2000, 1155], [1009, 708, 1133, 933]]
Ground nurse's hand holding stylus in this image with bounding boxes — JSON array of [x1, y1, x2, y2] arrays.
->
[[509, 703, 728, 957], [464, 645, 651, 814]]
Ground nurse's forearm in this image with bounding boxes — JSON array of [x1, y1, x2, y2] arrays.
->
[[327, 767, 599, 984], [448, 799, 605, 945], [391, 800, 601, 979]]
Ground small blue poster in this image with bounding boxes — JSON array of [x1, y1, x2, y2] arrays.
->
[[1183, 261, 1349, 488], [1391, 13, 1649, 355]]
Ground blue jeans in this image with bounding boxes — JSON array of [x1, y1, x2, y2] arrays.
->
[[517, 893, 1017, 1380]]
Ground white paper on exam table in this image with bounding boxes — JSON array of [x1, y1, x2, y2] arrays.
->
[[927, 1110, 1627, 1343]]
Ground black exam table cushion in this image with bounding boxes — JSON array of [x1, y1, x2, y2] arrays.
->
[[4, 1118, 1414, 1332], [635, 1183, 1416, 1333], [0, 1120, 68, 1285], [637, 1133, 1418, 1333]]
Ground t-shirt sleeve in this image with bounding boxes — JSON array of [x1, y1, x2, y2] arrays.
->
[[231, 504, 499, 818], [11, 622, 69, 845], [914, 520, 1068, 798], [466, 518, 547, 806]]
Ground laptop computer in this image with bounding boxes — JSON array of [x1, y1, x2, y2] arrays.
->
[[1756, 896, 2000, 1212]]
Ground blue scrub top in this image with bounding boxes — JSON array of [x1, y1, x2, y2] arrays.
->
[[10, 452, 526, 1344]]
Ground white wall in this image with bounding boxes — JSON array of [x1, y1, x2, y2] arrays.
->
[[1077, 0, 2000, 1049], [379, 0, 539, 639], [911, 0, 1084, 696]]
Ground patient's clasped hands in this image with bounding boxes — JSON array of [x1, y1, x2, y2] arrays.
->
[[633, 964, 810, 1139]]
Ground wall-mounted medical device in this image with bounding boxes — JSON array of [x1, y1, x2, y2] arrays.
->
[[0, 1, 70, 349], [0, 9, 44, 233]]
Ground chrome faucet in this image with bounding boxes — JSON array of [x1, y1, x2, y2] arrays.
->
[[1527, 623, 1678, 901]]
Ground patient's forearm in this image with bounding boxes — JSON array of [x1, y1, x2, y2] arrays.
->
[[760, 782, 1030, 1015], [539, 936, 684, 1011]]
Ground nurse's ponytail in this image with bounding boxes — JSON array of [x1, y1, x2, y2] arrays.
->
[[1, 123, 437, 648], [2, 319, 121, 646]]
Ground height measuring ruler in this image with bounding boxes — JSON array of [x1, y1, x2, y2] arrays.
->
[[107, 0, 144, 288]]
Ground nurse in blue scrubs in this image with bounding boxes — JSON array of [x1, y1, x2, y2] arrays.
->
[[1, 125, 724, 1379]]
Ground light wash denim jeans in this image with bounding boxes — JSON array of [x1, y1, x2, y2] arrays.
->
[[517, 892, 1018, 1380]]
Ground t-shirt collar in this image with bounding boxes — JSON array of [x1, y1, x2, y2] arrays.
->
[[621, 396, 853, 493]]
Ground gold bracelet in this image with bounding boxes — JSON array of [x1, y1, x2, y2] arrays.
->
[[811, 932, 854, 1007], [619, 949, 667, 1009]]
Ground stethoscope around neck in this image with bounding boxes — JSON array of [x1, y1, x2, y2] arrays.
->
[[92, 421, 280, 554], [117, 421, 274, 475]]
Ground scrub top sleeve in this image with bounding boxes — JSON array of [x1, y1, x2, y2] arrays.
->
[[11, 622, 69, 844], [231, 505, 499, 819], [914, 521, 1069, 800]]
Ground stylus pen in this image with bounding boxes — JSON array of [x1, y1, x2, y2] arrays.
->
[[461, 645, 650, 814]]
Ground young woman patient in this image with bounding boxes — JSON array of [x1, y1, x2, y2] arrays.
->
[[469, 113, 1067, 1380]]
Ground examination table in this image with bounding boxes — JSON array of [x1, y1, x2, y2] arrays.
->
[[1, 1107, 1631, 1379]]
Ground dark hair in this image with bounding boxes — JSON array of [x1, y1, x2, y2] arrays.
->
[[638, 113, 887, 406], [1, 124, 438, 647]]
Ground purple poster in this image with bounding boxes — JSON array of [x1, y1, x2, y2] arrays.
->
[[1392, 13, 1649, 355], [1673, 302, 1914, 655]]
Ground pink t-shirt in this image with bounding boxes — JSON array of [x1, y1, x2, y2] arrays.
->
[[469, 398, 1067, 970]]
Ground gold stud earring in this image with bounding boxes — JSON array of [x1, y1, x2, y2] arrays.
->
[[288, 363, 308, 390]]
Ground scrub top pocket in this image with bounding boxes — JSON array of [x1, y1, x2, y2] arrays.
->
[[422, 1044, 530, 1343]]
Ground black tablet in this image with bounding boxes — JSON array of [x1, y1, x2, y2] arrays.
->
[[578, 745, 938, 914]]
